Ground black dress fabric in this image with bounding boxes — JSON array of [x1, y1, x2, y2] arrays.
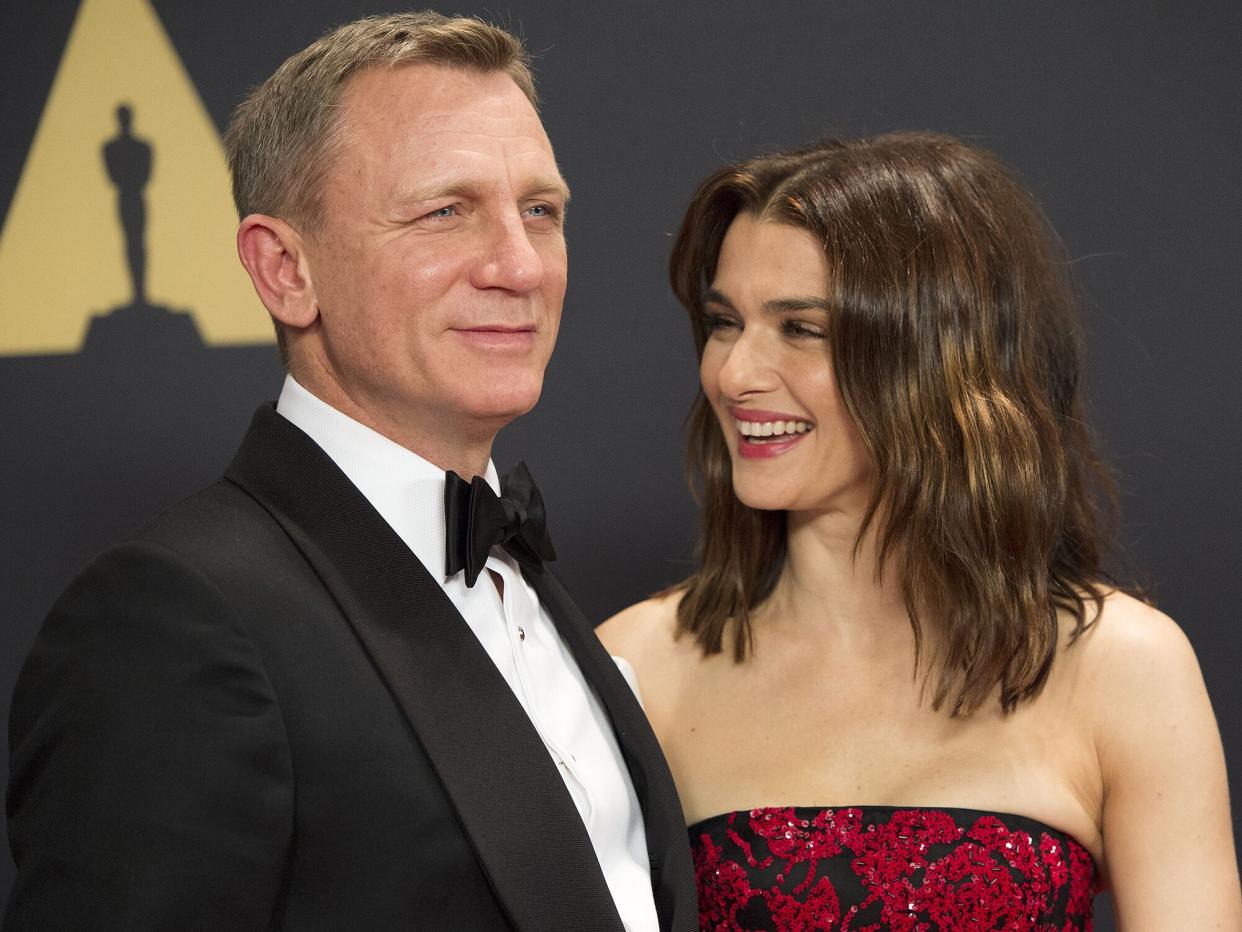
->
[[690, 805, 1096, 930]]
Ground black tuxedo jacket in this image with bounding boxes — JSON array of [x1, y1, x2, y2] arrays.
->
[[5, 405, 697, 931]]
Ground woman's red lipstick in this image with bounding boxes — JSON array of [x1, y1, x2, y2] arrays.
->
[[729, 408, 814, 460]]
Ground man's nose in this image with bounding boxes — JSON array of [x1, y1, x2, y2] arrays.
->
[[472, 211, 545, 293], [716, 330, 779, 398]]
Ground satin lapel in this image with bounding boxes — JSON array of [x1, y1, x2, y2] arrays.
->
[[224, 407, 623, 932], [527, 570, 699, 932]]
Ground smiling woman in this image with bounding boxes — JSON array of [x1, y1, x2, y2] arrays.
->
[[697, 214, 872, 510], [669, 135, 1109, 697], [598, 132, 1242, 929]]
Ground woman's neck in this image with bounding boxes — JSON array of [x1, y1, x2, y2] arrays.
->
[[766, 506, 912, 647]]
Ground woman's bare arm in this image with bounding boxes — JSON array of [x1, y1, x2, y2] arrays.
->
[[1089, 594, 1241, 929]]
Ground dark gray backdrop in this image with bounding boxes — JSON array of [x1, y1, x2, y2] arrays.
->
[[3, 2, 1239, 926]]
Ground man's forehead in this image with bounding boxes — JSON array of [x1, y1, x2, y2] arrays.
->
[[341, 63, 542, 131], [356, 121, 563, 189], [338, 71, 551, 159], [316, 63, 565, 206]]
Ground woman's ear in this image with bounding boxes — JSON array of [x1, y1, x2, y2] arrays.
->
[[236, 214, 318, 329]]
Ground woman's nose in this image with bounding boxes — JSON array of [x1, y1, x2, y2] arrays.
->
[[715, 331, 779, 399]]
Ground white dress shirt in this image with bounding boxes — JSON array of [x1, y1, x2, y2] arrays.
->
[[276, 376, 658, 931]]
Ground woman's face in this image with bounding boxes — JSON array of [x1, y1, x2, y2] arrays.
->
[[699, 213, 874, 515]]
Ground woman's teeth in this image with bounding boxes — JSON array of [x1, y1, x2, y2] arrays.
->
[[735, 419, 813, 441]]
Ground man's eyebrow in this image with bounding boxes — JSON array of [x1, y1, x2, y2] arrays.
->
[[524, 176, 572, 204], [396, 176, 571, 205], [702, 289, 830, 314]]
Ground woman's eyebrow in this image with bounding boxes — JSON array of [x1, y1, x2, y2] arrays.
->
[[702, 289, 831, 313], [764, 296, 832, 314]]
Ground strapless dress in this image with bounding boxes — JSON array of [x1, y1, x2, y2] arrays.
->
[[690, 806, 1096, 930]]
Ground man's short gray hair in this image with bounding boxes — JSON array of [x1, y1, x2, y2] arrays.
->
[[224, 11, 537, 232]]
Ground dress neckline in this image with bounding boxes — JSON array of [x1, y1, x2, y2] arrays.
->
[[688, 804, 1096, 869]]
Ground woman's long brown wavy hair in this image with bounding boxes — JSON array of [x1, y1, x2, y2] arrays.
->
[[671, 132, 1127, 714]]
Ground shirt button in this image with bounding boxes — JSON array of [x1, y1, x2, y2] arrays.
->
[[517, 626, 526, 641]]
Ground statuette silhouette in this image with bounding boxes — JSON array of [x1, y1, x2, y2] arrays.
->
[[102, 104, 153, 307]]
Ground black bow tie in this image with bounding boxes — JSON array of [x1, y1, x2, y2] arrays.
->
[[443, 462, 557, 587]]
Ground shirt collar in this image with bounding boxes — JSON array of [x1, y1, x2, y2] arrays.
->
[[275, 374, 500, 581]]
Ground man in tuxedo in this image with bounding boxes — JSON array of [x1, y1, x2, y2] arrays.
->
[[5, 13, 696, 930]]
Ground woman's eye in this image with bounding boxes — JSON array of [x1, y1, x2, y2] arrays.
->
[[702, 313, 739, 333], [783, 319, 827, 339]]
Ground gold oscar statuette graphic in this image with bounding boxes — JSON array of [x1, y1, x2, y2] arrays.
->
[[0, 0, 272, 355]]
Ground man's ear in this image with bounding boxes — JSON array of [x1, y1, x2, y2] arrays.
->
[[236, 214, 319, 329]]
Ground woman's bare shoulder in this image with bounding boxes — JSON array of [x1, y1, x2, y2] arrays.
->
[[1068, 589, 1210, 744], [597, 589, 684, 662], [1073, 589, 1197, 683], [1070, 600, 1240, 921]]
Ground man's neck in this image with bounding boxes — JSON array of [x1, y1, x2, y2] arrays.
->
[[287, 370, 496, 479]]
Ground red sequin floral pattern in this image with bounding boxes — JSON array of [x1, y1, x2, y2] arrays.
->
[[691, 806, 1095, 931]]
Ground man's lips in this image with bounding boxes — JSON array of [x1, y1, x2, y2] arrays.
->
[[452, 325, 537, 348], [453, 324, 536, 333]]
